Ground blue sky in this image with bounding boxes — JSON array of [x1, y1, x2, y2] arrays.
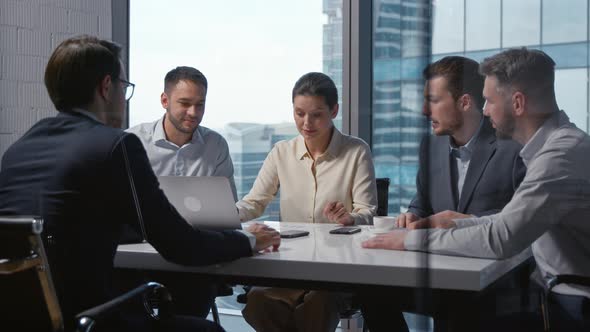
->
[[129, 0, 326, 130]]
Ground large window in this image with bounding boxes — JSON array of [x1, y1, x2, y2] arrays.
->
[[502, 0, 540, 47], [555, 68, 589, 132], [372, 0, 430, 214], [372, 0, 590, 214], [130, 0, 343, 220], [465, 0, 500, 51], [542, 0, 587, 44], [431, 0, 464, 54]]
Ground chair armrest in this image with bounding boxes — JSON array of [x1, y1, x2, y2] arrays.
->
[[545, 274, 590, 292], [75, 282, 172, 332]]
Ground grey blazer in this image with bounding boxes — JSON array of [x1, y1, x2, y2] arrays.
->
[[408, 118, 526, 218]]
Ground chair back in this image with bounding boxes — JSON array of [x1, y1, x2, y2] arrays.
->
[[541, 274, 590, 331], [376, 178, 390, 216], [0, 216, 63, 331]]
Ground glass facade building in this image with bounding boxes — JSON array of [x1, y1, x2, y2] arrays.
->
[[225, 122, 298, 221], [429, 0, 589, 132], [371, 0, 431, 214], [323, 0, 344, 129]]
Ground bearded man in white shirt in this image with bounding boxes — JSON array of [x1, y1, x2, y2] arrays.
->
[[126, 66, 237, 318], [127, 66, 237, 200]]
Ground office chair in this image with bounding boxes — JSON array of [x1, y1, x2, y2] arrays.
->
[[541, 274, 590, 331], [0, 215, 172, 332], [339, 177, 390, 332], [210, 284, 233, 324], [375, 177, 390, 217]]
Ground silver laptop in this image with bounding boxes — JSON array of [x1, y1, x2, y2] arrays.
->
[[158, 176, 241, 230]]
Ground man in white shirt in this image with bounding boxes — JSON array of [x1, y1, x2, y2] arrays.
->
[[126, 66, 237, 318], [127, 66, 237, 200], [363, 48, 590, 330]]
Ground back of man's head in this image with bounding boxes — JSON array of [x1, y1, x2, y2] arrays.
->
[[164, 66, 208, 93], [292, 72, 338, 110], [44, 35, 122, 112], [422, 56, 485, 109], [480, 48, 556, 107]]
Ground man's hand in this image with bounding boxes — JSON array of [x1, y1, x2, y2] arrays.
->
[[323, 201, 354, 226], [396, 212, 419, 228], [247, 223, 281, 252], [407, 210, 470, 230], [361, 229, 408, 250]]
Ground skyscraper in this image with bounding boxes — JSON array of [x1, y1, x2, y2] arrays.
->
[[371, 0, 431, 213], [224, 122, 298, 220]]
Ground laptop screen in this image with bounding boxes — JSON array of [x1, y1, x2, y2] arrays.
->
[[157, 176, 241, 230]]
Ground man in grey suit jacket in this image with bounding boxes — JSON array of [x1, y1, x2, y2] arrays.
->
[[397, 56, 525, 228]]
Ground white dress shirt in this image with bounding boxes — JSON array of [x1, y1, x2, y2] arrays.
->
[[237, 128, 377, 225], [127, 116, 255, 247], [449, 119, 482, 199], [405, 111, 590, 298], [126, 116, 237, 200]]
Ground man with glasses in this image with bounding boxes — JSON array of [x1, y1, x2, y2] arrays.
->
[[0, 35, 280, 332], [126, 67, 239, 318], [118, 77, 135, 100]]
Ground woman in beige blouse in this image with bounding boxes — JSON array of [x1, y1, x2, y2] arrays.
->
[[238, 72, 377, 332]]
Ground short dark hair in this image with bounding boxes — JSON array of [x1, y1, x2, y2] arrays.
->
[[292, 72, 338, 109], [44, 35, 122, 111], [480, 48, 556, 103], [164, 66, 208, 93], [422, 56, 485, 109]]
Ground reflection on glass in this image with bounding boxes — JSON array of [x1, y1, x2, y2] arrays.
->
[[555, 69, 589, 133], [542, 42, 588, 69], [466, 0, 500, 51], [542, 0, 587, 44], [432, 0, 464, 54], [502, 0, 540, 47], [373, 0, 430, 214]]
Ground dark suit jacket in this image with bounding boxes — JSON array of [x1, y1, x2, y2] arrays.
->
[[0, 111, 251, 327], [408, 118, 525, 218]]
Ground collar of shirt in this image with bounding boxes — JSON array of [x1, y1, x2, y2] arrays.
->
[[449, 117, 483, 161], [520, 110, 567, 168], [152, 115, 205, 147], [70, 108, 101, 123], [295, 127, 343, 161]]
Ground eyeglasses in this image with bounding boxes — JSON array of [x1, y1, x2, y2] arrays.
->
[[115, 78, 135, 101]]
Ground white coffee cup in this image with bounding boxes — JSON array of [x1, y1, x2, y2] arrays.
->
[[372, 216, 397, 232]]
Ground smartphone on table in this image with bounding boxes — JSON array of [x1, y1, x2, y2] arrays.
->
[[329, 227, 361, 235], [280, 230, 310, 238]]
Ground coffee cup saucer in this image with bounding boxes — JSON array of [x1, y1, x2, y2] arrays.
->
[[367, 225, 398, 234]]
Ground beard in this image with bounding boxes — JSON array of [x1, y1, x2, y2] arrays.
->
[[494, 113, 515, 140], [166, 111, 198, 134], [434, 112, 463, 137]]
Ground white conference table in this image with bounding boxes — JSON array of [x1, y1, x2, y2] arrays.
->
[[115, 222, 532, 293]]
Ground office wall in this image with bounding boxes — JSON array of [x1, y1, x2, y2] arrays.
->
[[0, 0, 112, 164]]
